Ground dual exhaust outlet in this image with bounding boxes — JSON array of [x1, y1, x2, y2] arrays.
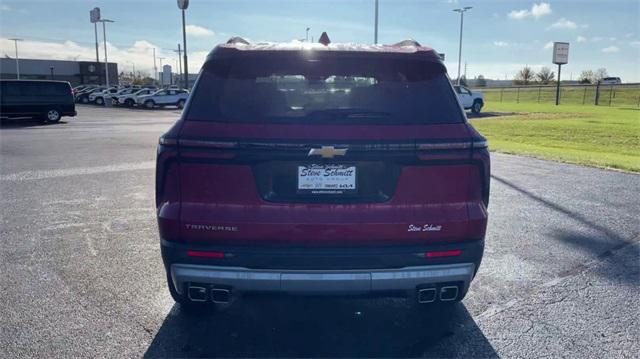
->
[[417, 285, 459, 303], [187, 283, 231, 303]]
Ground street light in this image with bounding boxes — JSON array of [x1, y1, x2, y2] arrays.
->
[[96, 19, 114, 88], [177, 0, 189, 89], [8, 38, 23, 79], [50, 66, 54, 80], [453, 6, 472, 85], [374, 0, 379, 44], [306, 27, 310, 42]]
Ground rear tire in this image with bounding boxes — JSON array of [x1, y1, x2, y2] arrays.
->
[[95, 97, 104, 106], [144, 100, 155, 109], [471, 100, 483, 114], [125, 99, 135, 107], [43, 109, 61, 123], [176, 99, 186, 109], [81, 96, 89, 104]]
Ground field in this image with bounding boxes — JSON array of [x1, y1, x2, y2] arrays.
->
[[479, 84, 640, 108], [470, 102, 640, 172]]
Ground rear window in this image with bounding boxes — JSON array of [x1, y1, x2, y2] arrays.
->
[[2, 81, 70, 97], [186, 53, 464, 124]]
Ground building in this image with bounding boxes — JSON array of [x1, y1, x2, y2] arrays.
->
[[0, 58, 118, 86]]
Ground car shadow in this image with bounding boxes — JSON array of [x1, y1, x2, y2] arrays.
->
[[0, 118, 67, 129], [143, 296, 497, 358], [467, 111, 517, 119]]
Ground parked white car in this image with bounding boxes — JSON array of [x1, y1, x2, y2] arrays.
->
[[136, 89, 189, 109], [89, 87, 119, 105], [600, 77, 621, 85], [454, 85, 484, 114], [116, 88, 155, 107]]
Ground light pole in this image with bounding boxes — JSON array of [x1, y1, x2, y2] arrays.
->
[[374, 0, 379, 44], [8, 38, 22, 79], [453, 6, 472, 85], [96, 19, 114, 88], [306, 27, 310, 42], [90, 7, 101, 63], [158, 57, 165, 86], [177, 0, 189, 89], [153, 48, 158, 85], [50, 66, 54, 80]]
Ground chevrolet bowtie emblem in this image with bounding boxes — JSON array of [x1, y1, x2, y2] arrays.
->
[[308, 146, 348, 158]]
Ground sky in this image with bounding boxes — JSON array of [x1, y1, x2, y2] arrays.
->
[[0, 0, 639, 81]]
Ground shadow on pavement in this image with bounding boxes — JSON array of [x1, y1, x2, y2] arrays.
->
[[144, 296, 496, 358], [467, 111, 517, 119]]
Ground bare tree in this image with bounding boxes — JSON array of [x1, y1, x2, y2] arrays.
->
[[578, 70, 594, 84], [595, 68, 609, 82], [536, 67, 555, 84], [514, 66, 534, 85]]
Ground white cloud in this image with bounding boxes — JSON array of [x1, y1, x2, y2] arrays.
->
[[0, 37, 188, 74], [508, 2, 552, 20], [625, 33, 634, 39], [577, 36, 587, 43], [0, 4, 11, 11], [601, 46, 619, 53], [547, 18, 577, 30], [508, 9, 530, 20], [185, 25, 215, 37], [631, 41, 640, 48], [493, 41, 509, 47], [543, 42, 554, 50], [531, 3, 552, 18]]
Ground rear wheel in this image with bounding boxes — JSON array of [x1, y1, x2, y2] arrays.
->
[[125, 99, 135, 107], [80, 96, 89, 104], [43, 109, 61, 123], [471, 100, 483, 114], [144, 100, 155, 109], [177, 99, 186, 109], [95, 97, 104, 106]]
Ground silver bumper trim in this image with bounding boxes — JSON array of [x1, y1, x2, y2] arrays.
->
[[171, 263, 475, 295]]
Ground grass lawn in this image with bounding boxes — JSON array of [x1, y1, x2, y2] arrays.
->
[[470, 102, 640, 172]]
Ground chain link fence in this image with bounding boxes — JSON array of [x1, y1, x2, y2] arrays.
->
[[474, 83, 640, 107]]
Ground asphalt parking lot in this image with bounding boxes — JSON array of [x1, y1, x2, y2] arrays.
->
[[1, 105, 638, 358]]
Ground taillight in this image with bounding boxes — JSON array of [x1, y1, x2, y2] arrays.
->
[[187, 250, 225, 259], [424, 250, 462, 258]]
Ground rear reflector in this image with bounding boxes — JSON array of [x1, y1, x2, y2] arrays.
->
[[187, 250, 225, 259], [425, 250, 462, 258]]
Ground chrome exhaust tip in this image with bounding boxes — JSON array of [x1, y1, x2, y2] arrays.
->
[[418, 288, 437, 303], [187, 285, 208, 302], [211, 288, 231, 304], [439, 286, 459, 302]]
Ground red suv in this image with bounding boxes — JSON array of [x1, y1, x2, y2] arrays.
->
[[156, 37, 490, 309]]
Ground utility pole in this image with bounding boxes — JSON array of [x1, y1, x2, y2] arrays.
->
[[158, 57, 165, 86], [174, 44, 182, 87], [153, 48, 158, 85], [374, 0, 379, 44], [8, 38, 22, 79], [453, 6, 472, 85], [180, 4, 189, 89], [96, 19, 114, 88]]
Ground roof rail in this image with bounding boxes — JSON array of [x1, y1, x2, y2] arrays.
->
[[392, 39, 422, 47], [226, 37, 250, 45]]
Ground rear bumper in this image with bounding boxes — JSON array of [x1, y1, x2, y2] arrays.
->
[[161, 239, 484, 296], [170, 262, 475, 295]]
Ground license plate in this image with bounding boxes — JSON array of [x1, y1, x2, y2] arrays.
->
[[297, 164, 356, 194]]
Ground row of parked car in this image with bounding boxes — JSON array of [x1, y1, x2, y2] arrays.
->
[[73, 85, 190, 109]]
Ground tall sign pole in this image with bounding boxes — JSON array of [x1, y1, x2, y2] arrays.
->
[[177, 0, 189, 88], [90, 8, 101, 63], [552, 42, 570, 105]]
